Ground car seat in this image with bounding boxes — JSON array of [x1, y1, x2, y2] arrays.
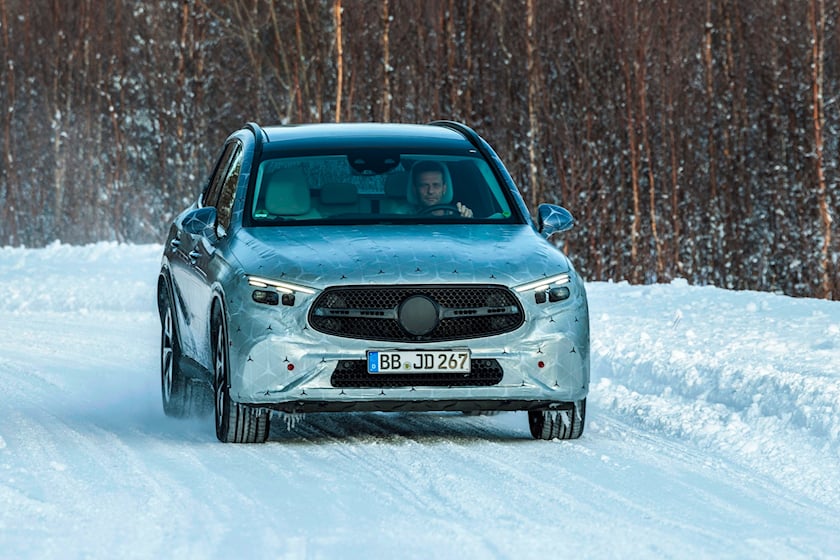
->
[[262, 167, 321, 219], [381, 171, 413, 214], [318, 182, 362, 216]]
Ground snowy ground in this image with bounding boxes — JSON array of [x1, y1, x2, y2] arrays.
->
[[0, 242, 838, 559]]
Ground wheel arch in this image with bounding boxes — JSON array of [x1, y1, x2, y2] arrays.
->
[[210, 287, 228, 332], [157, 269, 173, 321]]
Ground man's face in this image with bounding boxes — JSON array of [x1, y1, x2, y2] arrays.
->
[[415, 171, 445, 207]]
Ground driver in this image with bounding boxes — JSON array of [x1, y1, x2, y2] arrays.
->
[[409, 161, 473, 217]]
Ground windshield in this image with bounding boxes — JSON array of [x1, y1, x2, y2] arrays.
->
[[248, 152, 520, 225]]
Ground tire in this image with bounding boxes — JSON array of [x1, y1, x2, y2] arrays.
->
[[160, 284, 210, 418], [528, 399, 586, 440], [212, 306, 270, 443]]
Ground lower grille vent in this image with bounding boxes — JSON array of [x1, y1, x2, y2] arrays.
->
[[330, 359, 503, 388]]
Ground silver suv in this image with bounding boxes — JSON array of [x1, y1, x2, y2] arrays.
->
[[157, 121, 589, 442]]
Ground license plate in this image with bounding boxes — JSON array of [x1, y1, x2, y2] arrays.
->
[[367, 349, 471, 374]]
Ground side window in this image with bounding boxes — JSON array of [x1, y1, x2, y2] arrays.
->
[[215, 145, 243, 230], [202, 143, 237, 209]]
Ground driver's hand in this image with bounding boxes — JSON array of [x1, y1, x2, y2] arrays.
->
[[456, 202, 473, 218]]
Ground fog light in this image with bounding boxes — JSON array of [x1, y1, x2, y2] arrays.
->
[[281, 293, 296, 306], [535, 291, 547, 304], [548, 286, 570, 302], [252, 290, 279, 305]]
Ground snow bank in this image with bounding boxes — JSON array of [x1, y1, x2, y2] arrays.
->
[[589, 280, 840, 509], [0, 242, 161, 313]]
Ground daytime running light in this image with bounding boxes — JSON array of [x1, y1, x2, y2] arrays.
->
[[247, 276, 316, 295], [514, 273, 571, 293]]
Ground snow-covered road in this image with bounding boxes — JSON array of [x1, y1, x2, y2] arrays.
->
[[1, 243, 838, 559]]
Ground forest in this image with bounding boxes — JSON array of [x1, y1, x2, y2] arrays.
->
[[0, 0, 837, 300]]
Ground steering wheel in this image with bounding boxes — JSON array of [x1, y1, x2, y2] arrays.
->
[[418, 204, 460, 216]]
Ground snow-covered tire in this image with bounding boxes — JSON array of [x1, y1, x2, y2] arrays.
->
[[160, 283, 210, 418], [528, 399, 586, 440], [212, 306, 270, 443]]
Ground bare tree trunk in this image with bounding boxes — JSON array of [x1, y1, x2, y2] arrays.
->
[[703, 0, 718, 201], [267, 0, 295, 119], [765, 0, 789, 292], [231, 0, 267, 117], [176, 0, 189, 142], [624, 72, 641, 282], [446, 0, 457, 118], [381, 0, 391, 122], [0, 0, 17, 244], [720, 0, 747, 289], [49, 1, 61, 229], [635, 21, 664, 278], [526, 0, 540, 210], [346, 58, 356, 122], [463, 0, 474, 121], [618, 42, 641, 281], [666, 90, 681, 276], [192, 4, 208, 184], [334, 0, 343, 123], [701, 0, 722, 285], [492, 1, 513, 80], [50, 64, 66, 233], [293, 0, 306, 121], [808, 0, 833, 299]]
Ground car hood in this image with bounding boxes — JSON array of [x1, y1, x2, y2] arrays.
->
[[231, 224, 572, 289]]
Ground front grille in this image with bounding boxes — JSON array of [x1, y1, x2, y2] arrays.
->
[[330, 359, 504, 388], [308, 285, 524, 342]]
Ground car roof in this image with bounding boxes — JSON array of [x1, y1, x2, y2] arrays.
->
[[256, 122, 476, 152]]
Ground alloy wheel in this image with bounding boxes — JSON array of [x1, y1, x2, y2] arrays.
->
[[213, 316, 230, 438], [161, 306, 174, 403]]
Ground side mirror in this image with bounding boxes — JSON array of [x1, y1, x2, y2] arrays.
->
[[182, 206, 218, 242], [537, 204, 575, 238]]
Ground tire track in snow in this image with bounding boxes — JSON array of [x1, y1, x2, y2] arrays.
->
[[261, 412, 595, 557]]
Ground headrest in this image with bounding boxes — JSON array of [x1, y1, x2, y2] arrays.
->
[[384, 172, 408, 198], [320, 182, 358, 205], [407, 161, 452, 205], [264, 168, 311, 215]]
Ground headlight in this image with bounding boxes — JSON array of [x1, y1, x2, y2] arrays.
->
[[514, 273, 572, 304], [247, 275, 316, 307]]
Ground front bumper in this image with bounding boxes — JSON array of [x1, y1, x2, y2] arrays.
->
[[225, 282, 590, 413]]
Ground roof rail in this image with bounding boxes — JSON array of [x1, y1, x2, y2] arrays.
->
[[429, 119, 497, 165], [427, 120, 481, 146], [244, 122, 269, 147]]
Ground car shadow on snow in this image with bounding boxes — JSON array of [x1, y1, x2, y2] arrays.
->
[[263, 410, 532, 444]]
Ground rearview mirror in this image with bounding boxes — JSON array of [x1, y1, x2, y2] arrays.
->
[[182, 206, 218, 241], [537, 204, 575, 238]]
